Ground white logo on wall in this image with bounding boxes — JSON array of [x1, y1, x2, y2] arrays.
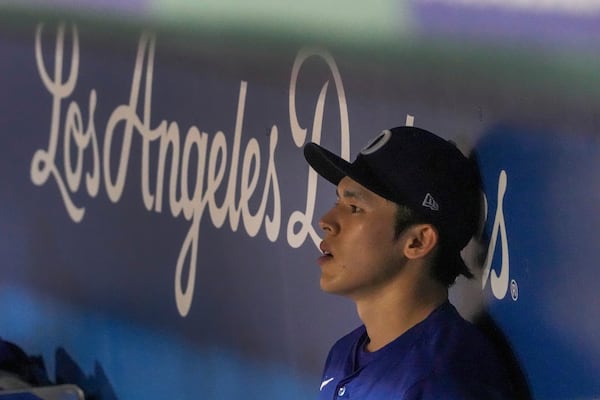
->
[[481, 170, 517, 301], [29, 24, 350, 317]]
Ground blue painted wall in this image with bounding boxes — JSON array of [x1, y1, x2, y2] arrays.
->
[[1, 3, 599, 399]]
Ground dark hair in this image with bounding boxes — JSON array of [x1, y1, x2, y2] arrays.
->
[[393, 204, 473, 287]]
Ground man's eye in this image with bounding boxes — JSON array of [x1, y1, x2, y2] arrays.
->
[[350, 205, 361, 213]]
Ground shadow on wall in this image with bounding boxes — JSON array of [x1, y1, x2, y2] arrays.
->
[[468, 149, 532, 400], [472, 312, 533, 400], [0, 338, 117, 400]]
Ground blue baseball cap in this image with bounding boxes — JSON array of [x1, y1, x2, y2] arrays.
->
[[304, 126, 482, 277]]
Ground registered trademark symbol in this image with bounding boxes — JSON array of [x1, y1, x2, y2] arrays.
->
[[510, 279, 519, 301]]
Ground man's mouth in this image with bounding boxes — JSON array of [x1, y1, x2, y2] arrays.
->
[[318, 241, 333, 264], [319, 241, 332, 256]]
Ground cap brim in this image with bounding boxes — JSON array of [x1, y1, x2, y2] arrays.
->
[[304, 142, 396, 202], [303, 143, 352, 186]]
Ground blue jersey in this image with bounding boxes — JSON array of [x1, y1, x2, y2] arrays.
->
[[317, 302, 513, 399]]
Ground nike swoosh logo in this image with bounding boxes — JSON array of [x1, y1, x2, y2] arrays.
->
[[320, 377, 335, 391]]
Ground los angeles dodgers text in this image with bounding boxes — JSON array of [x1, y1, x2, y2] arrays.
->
[[29, 24, 350, 316]]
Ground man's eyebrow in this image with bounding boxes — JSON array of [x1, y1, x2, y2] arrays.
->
[[336, 187, 366, 201]]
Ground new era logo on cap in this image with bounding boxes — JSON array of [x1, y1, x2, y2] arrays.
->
[[422, 193, 439, 211]]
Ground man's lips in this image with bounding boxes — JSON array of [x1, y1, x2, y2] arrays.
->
[[320, 241, 332, 255], [318, 241, 333, 265]]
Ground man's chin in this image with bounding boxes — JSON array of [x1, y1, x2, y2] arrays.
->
[[319, 277, 346, 296]]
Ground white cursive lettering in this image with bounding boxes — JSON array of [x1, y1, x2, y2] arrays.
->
[[481, 170, 510, 299], [286, 48, 350, 249], [31, 24, 283, 317]]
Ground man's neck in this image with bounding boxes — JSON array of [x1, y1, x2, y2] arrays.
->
[[355, 280, 448, 352]]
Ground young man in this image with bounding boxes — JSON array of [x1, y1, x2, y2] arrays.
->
[[304, 126, 512, 399]]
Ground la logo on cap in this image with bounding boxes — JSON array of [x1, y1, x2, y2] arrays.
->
[[360, 130, 392, 155]]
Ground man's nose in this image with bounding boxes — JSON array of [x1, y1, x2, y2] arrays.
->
[[319, 207, 339, 234]]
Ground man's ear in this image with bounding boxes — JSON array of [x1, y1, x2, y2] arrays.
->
[[403, 224, 439, 260]]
